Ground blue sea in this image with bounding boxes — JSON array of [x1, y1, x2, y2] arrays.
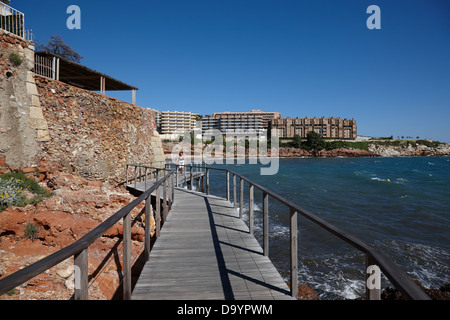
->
[[204, 156, 450, 299]]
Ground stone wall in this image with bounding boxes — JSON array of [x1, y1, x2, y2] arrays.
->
[[0, 30, 165, 181], [0, 29, 48, 168], [35, 76, 165, 181]]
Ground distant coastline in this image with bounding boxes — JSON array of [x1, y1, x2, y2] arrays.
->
[[163, 140, 450, 160]]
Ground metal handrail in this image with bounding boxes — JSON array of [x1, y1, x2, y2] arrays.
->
[[164, 163, 430, 300], [0, 169, 175, 299]]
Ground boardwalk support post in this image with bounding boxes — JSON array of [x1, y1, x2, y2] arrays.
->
[[249, 184, 254, 235], [206, 168, 210, 195], [226, 172, 230, 201], [263, 191, 269, 257], [290, 208, 298, 298], [156, 185, 161, 238], [163, 179, 168, 221], [233, 174, 237, 210], [74, 248, 88, 300], [145, 195, 151, 260], [123, 211, 131, 300], [239, 178, 244, 219]]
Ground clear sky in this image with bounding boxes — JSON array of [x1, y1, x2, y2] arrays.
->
[[13, 0, 450, 142]]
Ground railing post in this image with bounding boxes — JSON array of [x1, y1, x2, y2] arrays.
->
[[172, 173, 175, 202], [190, 166, 193, 190], [206, 168, 210, 195], [169, 174, 173, 208], [263, 191, 269, 257], [74, 248, 88, 300], [226, 172, 230, 201], [123, 211, 131, 300], [144, 167, 148, 190], [156, 185, 161, 238], [249, 184, 254, 235], [134, 166, 137, 188], [239, 178, 244, 219], [144, 195, 151, 261], [163, 178, 168, 221], [126, 164, 129, 187], [233, 174, 237, 210], [290, 208, 298, 298], [366, 255, 381, 300], [176, 165, 179, 187]]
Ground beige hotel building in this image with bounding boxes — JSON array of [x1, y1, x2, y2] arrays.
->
[[156, 111, 200, 134]]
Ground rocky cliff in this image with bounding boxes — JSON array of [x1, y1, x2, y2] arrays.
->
[[368, 142, 450, 157], [35, 76, 165, 182]]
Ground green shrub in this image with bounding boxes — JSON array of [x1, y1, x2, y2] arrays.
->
[[0, 172, 51, 211], [25, 223, 39, 240], [9, 52, 23, 66], [0, 178, 27, 210], [416, 140, 441, 148]]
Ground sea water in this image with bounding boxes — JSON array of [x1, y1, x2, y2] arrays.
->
[[206, 156, 450, 299]]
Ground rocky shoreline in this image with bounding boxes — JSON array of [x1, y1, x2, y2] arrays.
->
[[276, 147, 379, 158], [161, 141, 450, 159], [368, 142, 450, 157]]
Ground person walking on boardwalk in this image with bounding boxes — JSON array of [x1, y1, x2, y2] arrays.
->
[[177, 151, 185, 173]]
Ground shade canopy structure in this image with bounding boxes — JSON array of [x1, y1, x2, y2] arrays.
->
[[34, 51, 138, 103]]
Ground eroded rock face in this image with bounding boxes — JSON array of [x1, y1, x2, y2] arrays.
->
[[0, 168, 153, 300], [368, 143, 450, 157], [34, 76, 164, 182], [276, 147, 380, 158]]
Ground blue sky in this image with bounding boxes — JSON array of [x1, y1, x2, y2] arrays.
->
[[14, 0, 450, 142]]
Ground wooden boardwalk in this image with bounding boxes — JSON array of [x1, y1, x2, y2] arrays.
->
[[127, 171, 205, 193], [131, 188, 293, 300]]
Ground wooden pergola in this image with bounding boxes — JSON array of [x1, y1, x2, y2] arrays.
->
[[34, 51, 138, 104]]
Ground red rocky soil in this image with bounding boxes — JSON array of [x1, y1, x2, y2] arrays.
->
[[0, 165, 151, 300]]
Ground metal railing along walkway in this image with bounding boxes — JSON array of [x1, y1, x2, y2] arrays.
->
[[162, 163, 430, 300], [0, 163, 431, 300]]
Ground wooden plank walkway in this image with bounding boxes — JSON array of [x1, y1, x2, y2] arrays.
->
[[131, 188, 293, 300], [127, 171, 205, 193]]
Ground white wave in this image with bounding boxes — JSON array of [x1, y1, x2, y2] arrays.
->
[[340, 279, 364, 300], [233, 201, 262, 213], [269, 223, 290, 239], [378, 240, 450, 289], [371, 177, 388, 182]]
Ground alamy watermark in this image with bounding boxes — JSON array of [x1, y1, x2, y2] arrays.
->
[[367, 5, 381, 30], [67, 5, 81, 30], [170, 122, 280, 176], [366, 264, 381, 290]]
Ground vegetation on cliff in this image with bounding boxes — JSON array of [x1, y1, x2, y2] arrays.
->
[[280, 132, 449, 157], [281, 132, 370, 152], [0, 172, 51, 211]]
